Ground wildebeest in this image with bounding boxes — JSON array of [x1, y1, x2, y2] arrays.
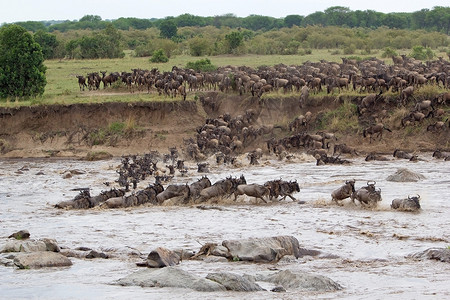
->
[[432, 150, 450, 161], [197, 175, 246, 203], [351, 181, 382, 207], [393, 149, 412, 159], [187, 176, 211, 202], [234, 184, 270, 203], [156, 184, 190, 204], [363, 123, 392, 143], [76, 75, 87, 91], [391, 195, 421, 212], [264, 179, 300, 201], [365, 153, 389, 161], [331, 180, 355, 204], [333, 144, 358, 156]]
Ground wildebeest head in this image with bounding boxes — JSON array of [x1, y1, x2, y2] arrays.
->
[[345, 179, 356, 193]]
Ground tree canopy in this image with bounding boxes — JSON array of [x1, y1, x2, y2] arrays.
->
[[0, 24, 46, 99]]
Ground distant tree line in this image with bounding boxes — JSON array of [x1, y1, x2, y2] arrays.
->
[[7, 6, 450, 34], [1, 6, 448, 60]]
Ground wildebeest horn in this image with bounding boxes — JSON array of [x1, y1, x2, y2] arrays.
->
[[408, 194, 420, 200], [367, 180, 376, 186]]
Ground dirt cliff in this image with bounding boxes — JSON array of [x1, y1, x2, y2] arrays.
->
[[0, 92, 448, 158]]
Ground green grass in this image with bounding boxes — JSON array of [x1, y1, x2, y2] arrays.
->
[[316, 100, 359, 132]]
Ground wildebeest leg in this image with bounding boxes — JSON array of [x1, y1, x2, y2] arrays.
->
[[287, 195, 297, 201], [258, 196, 268, 203]]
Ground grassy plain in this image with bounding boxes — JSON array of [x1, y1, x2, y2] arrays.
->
[[1, 48, 449, 107]]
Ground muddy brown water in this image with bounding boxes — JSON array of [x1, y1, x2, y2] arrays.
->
[[0, 154, 449, 299]]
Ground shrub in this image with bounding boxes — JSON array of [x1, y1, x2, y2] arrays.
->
[[185, 58, 217, 72], [150, 49, 169, 63], [381, 47, 398, 58], [410, 45, 434, 60], [343, 44, 356, 55]]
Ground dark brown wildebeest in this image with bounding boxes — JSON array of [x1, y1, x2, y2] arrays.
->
[[363, 123, 392, 143], [76, 75, 87, 91]]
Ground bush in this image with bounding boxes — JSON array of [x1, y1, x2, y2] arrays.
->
[[185, 58, 217, 72], [410, 45, 434, 60], [150, 49, 169, 63], [381, 47, 398, 58], [343, 44, 356, 55]]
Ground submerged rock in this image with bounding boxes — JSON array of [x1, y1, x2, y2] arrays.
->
[[409, 248, 450, 263], [222, 236, 301, 262], [114, 267, 226, 292], [386, 168, 425, 182], [256, 270, 342, 292], [206, 272, 265, 292]]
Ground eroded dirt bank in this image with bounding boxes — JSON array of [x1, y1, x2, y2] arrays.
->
[[0, 93, 448, 158]]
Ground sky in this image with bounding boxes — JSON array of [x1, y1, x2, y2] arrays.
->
[[0, 0, 448, 23]]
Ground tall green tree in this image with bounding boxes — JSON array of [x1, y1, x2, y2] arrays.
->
[[0, 24, 46, 99], [159, 19, 178, 39], [225, 31, 243, 53], [33, 30, 59, 59]]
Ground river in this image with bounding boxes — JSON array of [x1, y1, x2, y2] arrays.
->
[[0, 154, 449, 299]]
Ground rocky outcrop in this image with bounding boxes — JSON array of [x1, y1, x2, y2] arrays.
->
[[255, 270, 343, 292], [13, 252, 72, 269], [1, 238, 60, 253], [205, 272, 265, 291], [146, 247, 180, 268], [409, 248, 450, 263], [115, 267, 342, 293], [386, 168, 425, 182], [114, 267, 226, 292], [221, 236, 301, 262]]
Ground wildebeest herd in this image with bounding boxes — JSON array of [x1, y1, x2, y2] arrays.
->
[[67, 55, 450, 213], [76, 56, 450, 106]]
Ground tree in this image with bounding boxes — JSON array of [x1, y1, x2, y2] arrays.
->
[[225, 31, 243, 53], [150, 49, 168, 63], [159, 19, 178, 39], [189, 37, 210, 56], [284, 15, 303, 28], [34, 30, 60, 59], [0, 24, 46, 99]]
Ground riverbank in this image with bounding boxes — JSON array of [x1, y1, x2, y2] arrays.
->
[[0, 92, 448, 159]]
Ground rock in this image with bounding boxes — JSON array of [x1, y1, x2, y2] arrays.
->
[[8, 230, 30, 240], [386, 168, 425, 182], [222, 236, 301, 262], [114, 267, 226, 292], [1, 239, 47, 253], [409, 248, 450, 263], [147, 247, 180, 268], [206, 272, 265, 292], [41, 238, 60, 252], [86, 250, 108, 259], [271, 286, 286, 292], [173, 249, 195, 261], [203, 256, 229, 263], [257, 270, 342, 292], [13, 252, 72, 269], [210, 245, 230, 258], [0, 238, 61, 253]]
